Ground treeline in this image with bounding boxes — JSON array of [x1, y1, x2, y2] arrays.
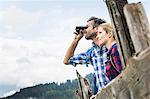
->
[[3, 73, 94, 99]]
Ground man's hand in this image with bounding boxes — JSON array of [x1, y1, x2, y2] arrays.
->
[[63, 30, 83, 65], [74, 30, 84, 42]]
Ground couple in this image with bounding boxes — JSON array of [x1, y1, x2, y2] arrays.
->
[[63, 17, 123, 98]]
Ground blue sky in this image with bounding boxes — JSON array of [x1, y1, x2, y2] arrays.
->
[[0, 0, 149, 97]]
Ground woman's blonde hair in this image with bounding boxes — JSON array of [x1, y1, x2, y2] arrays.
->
[[99, 23, 113, 35]]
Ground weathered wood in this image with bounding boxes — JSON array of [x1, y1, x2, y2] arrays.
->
[[76, 70, 92, 99], [95, 47, 150, 99], [124, 2, 150, 54], [94, 1, 150, 99], [105, 0, 135, 67]]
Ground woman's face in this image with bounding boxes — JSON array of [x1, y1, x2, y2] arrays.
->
[[96, 26, 109, 46]]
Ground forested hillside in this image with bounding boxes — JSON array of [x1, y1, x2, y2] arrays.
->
[[2, 73, 94, 99]]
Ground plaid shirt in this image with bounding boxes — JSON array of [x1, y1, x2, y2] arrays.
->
[[106, 43, 123, 80], [68, 42, 110, 91]]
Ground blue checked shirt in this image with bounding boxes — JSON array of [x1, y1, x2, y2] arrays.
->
[[68, 42, 110, 91]]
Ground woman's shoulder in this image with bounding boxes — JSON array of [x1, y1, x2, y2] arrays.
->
[[109, 43, 118, 55]]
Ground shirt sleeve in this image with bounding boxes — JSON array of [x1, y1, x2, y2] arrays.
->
[[68, 48, 92, 67], [111, 46, 123, 73]]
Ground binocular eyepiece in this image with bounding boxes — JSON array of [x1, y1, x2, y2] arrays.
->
[[75, 26, 88, 34]]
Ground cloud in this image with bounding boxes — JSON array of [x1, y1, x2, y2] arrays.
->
[[1, 90, 16, 98], [0, 4, 86, 39], [0, 2, 94, 90], [0, 37, 93, 88], [0, 5, 43, 38], [2, 6, 42, 28]]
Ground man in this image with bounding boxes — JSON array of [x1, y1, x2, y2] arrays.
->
[[63, 17, 109, 95]]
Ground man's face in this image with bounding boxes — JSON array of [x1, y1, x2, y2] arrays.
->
[[84, 20, 96, 40]]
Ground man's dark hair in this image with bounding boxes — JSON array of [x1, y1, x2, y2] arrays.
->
[[93, 18, 106, 28], [87, 16, 98, 22]]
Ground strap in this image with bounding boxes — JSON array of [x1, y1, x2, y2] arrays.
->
[[110, 54, 121, 74]]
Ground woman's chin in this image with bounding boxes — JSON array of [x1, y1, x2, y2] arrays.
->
[[98, 41, 104, 46]]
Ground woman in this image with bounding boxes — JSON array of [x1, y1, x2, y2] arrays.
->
[[96, 23, 123, 80]]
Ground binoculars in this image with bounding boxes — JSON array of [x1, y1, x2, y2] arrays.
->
[[75, 26, 88, 34]]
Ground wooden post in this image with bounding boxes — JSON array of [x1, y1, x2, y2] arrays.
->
[[124, 2, 150, 54], [76, 70, 85, 99], [94, 1, 150, 99], [105, 0, 135, 67]]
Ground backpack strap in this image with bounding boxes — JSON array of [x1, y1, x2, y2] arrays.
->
[[110, 54, 121, 74]]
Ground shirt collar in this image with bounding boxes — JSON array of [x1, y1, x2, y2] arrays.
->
[[92, 42, 100, 48], [92, 42, 107, 50]]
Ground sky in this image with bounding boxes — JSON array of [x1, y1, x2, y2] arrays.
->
[[0, 0, 149, 97]]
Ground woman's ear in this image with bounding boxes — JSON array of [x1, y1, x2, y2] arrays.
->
[[108, 32, 112, 38]]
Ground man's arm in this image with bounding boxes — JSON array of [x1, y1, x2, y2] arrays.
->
[[63, 33, 83, 65]]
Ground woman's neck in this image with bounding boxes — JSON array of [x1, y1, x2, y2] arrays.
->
[[106, 37, 116, 50]]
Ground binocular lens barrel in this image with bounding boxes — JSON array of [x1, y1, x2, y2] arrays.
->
[[75, 26, 88, 34]]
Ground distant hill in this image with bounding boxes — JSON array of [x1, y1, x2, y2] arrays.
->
[[2, 73, 94, 99]]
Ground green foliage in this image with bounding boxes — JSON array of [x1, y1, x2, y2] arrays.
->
[[4, 73, 94, 99]]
